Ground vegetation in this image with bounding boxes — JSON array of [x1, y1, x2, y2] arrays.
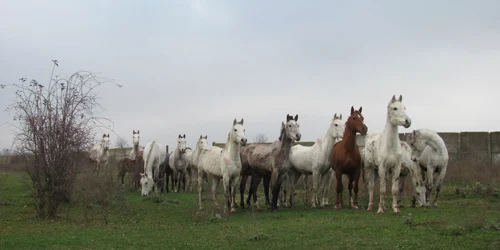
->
[[0, 162, 499, 249]]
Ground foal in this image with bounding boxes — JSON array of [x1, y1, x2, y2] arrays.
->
[[329, 107, 368, 209]]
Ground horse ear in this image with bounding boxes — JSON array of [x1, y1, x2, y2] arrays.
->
[[340, 114, 342, 120], [359, 107, 363, 114], [286, 114, 290, 121], [133, 130, 135, 134], [240, 118, 244, 125], [398, 95, 403, 102], [183, 134, 186, 138], [233, 118, 237, 126], [204, 135, 208, 139], [137, 130, 139, 134], [178, 134, 181, 138], [108, 134, 110, 137], [350, 106, 354, 115], [200, 135, 202, 139], [333, 113, 337, 120], [294, 114, 298, 121], [391, 95, 396, 103], [103, 133, 106, 138]]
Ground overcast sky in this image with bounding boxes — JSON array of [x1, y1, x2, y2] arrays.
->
[[1, 0, 500, 151]]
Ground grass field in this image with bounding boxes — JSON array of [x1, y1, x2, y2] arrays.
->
[[1, 169, 499, 250]]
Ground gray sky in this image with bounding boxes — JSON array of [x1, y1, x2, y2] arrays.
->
[[1, 0, 500, 151]]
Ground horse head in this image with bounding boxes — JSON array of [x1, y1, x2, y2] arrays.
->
[[346, 107, 368, 135], [232, 118, 247, 146], [282, 114, 301, 141], [177, 134, 187, 153], [387, 95, 411, 128], [132, 130, 140, 147], [330, 113, 345, 139], [408, 130, 426, 162], [102, 133, 110, 151], [140, 173, 154, 196], [197, 135, 209, 151]]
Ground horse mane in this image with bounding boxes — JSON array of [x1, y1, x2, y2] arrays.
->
[[278, 125, 286, 141]]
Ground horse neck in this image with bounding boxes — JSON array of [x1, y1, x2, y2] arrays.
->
[[421, 130, 448, 156], [342, 125, 357, 152], [321, 126, 341, 157], [100, 143, 108, 155], [382, 117, 401, 151], [174, 147, 183, 161], [279, 129, 293, 159], [129, 144, 139, 160], [224, 134, 241, 162]]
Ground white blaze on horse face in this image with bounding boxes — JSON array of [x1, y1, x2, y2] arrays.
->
[[132, 131, 140, 147], [140, 174, 154, 196], [232, 123, 247, 146], [387, 97, 411, 128], [197, 137, 209, 150], [102, 135, 110, 150], [286, 120, 301, 141], [330, 116, 345, 139], [178, 136, 187, 153]]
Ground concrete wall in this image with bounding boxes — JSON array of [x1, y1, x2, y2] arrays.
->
[[212, 131, 500, 166]]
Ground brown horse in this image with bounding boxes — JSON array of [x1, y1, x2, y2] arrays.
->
[[329, 106, 368, 209]]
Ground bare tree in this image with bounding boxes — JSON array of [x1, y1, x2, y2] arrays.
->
[[254, 133, 268, 143], [1, 60, 121, 218], [115, 137, 129, 148]]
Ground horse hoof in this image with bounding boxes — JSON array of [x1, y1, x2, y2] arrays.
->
[[377, 209, 384, 215], [230, 209, 237, 213], [199, 207, 204, 210], [393, 211, 400, 215], [353, 205, 359, 209], [334, 205, 340, 210]]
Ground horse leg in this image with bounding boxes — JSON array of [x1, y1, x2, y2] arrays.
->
[[398, 174, 406, 208], [249, 174, 262, 210], [365, 167, 375, 211], [320, 171, 331, 207], [347, 174, 354, 208], [271, 172, 284, 211], [391, 165, 402, 215], [377, 164, 387, 215], [353, 168, 361, 209], [239, 174, 248, 209], [334, 171, 343, 209], [211, 177, 220, 209], [198, 170, 205, 210], [425, 166, 434, 206], [303, 175, 309, 205], [311, 171, 320, 208], [433, 168, 446, 207], [230, 176, 239, 213], [187, 169, 192, 193], [288, 171, 299, 208], [263, 174, 271, 207], [222, 175, 231, 214]]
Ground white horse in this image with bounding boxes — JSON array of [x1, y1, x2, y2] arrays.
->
[[288, 113, 345, 208], [408, 129, 449, 207], [398, 140, 427, 207], [197, 118, 247, 213], [89, 133, 110, 170], [140, 140, 168, 196], [169, 134, 188, 192], [128, 130, 143, 160], [362, 95, 412, 214], [186, 135, 209, 191]]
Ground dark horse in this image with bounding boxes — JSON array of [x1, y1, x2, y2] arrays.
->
[[329, 106, 368, 209], [241, 114, 301, 211]]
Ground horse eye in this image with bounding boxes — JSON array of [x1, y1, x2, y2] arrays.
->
[[335, 124, 338, 127], [393, 107, 398, 110], [234, 129, 237, 132], [244, 129, 246, 132], [288, 125, 291, 127]]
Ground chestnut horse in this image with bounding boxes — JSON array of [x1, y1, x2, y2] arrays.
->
[[329, 106, 368, 209]]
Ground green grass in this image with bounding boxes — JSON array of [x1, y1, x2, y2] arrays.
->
[[0, 171, 499, 250]]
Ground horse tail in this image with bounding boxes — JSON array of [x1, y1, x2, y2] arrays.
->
[[145, 141, 156, 173], [361, 158, 365, 184]]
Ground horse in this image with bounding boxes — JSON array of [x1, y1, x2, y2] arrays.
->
[[329, 107, 368, 209], [397, 140, 427, 207], [186, 136, 210, 191], [168, 134, 188, 192], [242, 114, 301, 211], [408, 129, 449, 207], [289, 113, 344, 208], [197, 118, 247, 213], [140, 140, 168, 196], [118, 130, 144, 187], [361, 95, 412, 215], [89, 133, 111, 170]]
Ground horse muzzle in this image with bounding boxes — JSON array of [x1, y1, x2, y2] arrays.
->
[[360, 125, 368, 135], [295, 134, 302, 141], [240, 138, 248, 146], [404, 118, 412, 128]]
